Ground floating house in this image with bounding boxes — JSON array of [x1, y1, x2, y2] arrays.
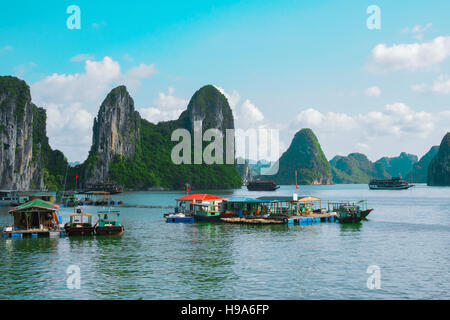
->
[[220, 195, 336, 225], [0, 190, 18, 206], [175, 194, 228, 222], [2, 199, 64, 238]]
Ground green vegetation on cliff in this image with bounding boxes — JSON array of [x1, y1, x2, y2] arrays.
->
[[428, 133, 450, 186], [79, 85, 242, 190], [32, 106, 69, 190], [408, 146, 439, 183], [330, 153, 390, 184], [271, 128, 332, 185]]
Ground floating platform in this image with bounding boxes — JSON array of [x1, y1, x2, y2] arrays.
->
[[221, 213, 337, 225], [2, 229, 66, 238]]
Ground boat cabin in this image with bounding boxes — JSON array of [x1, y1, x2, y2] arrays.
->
[[97, 211, 121, 227], [68, 208, 93, 227]]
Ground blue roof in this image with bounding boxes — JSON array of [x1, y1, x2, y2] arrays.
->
[[226, 197, 272, 203]]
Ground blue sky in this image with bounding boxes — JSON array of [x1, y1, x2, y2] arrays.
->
[[1, 0, 450, 162]]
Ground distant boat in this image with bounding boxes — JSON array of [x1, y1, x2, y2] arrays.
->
[[369, 177, 413, 190], [84, 181, 123, 194], [247, 180, 280, 191]]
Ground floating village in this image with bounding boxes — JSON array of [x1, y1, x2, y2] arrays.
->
[[0, 176, 409, 239]]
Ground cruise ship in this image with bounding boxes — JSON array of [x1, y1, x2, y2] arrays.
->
[[368, 177, 413, 190]]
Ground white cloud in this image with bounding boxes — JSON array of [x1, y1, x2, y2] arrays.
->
[[13, 62, 36, 78], [139, 87, 187, 124], [240, 99, 264, 123], [367, 36, 450, 72], [70, 54, 95, 62], [31, 56, 157, 161], [214, 85, 241, 113], [365, 86, 381, 97], [293, 108, 356, 132], [402, 23, 433, 40], [288, 103, 450, 161], [0, 45, 13, 54], [411, 74, 450, 94]]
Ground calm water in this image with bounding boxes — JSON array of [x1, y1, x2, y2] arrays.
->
[[0, 184, 449, 300]]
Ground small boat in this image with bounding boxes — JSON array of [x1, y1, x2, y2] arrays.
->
[[94, 210, 124, 235], [164, 212, 194, 223], [64, 207, 95, 236], [335, 204, 363, 223], [369, 177, 413, 190], [247, 180, 280, 191]]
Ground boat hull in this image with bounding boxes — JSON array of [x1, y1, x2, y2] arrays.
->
[[369, 185, 412, 190], [247, 186, 280, 191], [193, 214, 222, 222], [64, 224, 95, 236], [95, 225, 124, 235], [360, 209, 374, 219]]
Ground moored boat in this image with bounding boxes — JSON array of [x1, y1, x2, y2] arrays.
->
[[64, 207, 95, 236], [164, 212, 194, 223], [94, 210, 124, 235], [328, 202, 363, 223]]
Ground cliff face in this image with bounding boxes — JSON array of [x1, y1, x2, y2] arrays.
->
[[78, 84, 242, 190], [374, 152, 418, 179], [330, 153, 390, 184], [428, 133, 450, 186], [408, 146, 439, 183], [271, 128, 332, 185], [0, 76, 43, 190], [83, 86, 141, 184]]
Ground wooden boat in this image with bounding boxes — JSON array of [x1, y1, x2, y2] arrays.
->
[[64, 207, 95, 236], [334, 204, 363, 223], [361, 209, 374, 219], [94, 210, 124, 235], [247, 180, 280, 191]]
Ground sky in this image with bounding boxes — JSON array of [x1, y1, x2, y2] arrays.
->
[[1, 0, 450, 163]]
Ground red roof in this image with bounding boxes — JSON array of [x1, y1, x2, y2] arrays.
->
[[176, 194, 227, 201]]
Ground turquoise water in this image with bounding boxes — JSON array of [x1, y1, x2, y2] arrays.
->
[[0, 184, 449, 300]]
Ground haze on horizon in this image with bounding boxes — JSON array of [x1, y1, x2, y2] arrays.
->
[[1, 0, 449, 163]]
